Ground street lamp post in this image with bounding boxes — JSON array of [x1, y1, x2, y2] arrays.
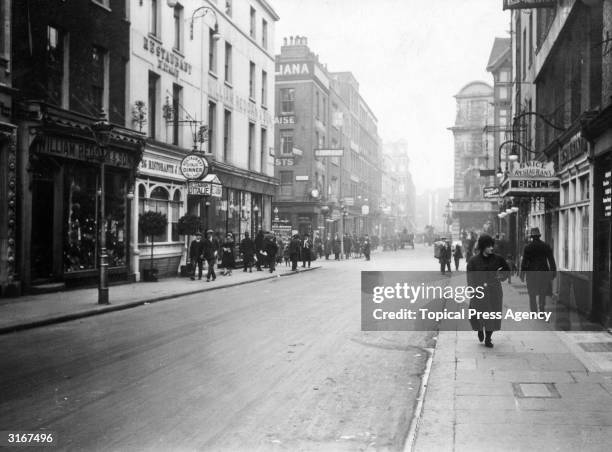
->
[[91, 109, 114, 305]]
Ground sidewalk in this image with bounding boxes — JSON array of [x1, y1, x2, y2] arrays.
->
[[0, 263, 321, 334], [411, 277, 612, 452]]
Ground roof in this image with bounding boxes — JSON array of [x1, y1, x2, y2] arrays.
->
[[486, 38, 511, 72]]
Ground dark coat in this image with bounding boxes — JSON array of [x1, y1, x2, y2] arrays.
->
[[520, 238, 556, 295], [289, 237, 301, 258], [453, 244, 463, 259], [221, 239, 235, 268], [333, 238, 341, 254], [301, 238, 313, 259], [189, 239, 205, 261], [202, 238, 217, 260], [254, 231, 265, 252], [264, 237, 278, 258], [467, 252, 510, 332], [239, 237, 255, 258]]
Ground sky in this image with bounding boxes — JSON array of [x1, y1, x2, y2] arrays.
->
[[272, 0, 510, 194]]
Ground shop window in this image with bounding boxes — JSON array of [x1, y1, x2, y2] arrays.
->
[[104, 172, 128, 267], [579, 174, 590, 201], [140, 186, 169, 243], [138, 185, 146, 243], [581, 207, 589, 270], [227, 189, 239, 236], [240, 191, 252, 240]]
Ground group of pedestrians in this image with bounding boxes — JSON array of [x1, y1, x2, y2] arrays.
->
[[318, 233, 372, 261], [465, 227, 556, 348]]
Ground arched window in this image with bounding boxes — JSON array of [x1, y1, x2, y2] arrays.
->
[[149, 187, 169, 243]]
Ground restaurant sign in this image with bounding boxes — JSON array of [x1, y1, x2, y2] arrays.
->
[[187, 174, 222, 198], [510, 160, 555, 177], [503, 0, 557, 10], [500, 177, 560, 197], [180, 153, 209, 180], [482, 186, 500, 199]]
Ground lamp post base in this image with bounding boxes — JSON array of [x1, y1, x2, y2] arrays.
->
[[98, 288, 109, 305]]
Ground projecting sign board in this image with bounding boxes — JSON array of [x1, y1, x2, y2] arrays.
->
[[188, 174, 222, 198], [315, 149, 344, 157], [180, 153, 209, 180], [483, 186, 500, 199]]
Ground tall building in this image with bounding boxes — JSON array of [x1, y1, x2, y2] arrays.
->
[[500, 0, 609, 325], [382, 140, 416, 234], [11, 0, 145, 293], [129, 0, 279, 279], [273, 37, 382, 239], [448, 81, 497, 238]]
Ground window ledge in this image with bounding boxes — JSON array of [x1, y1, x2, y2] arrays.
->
[[224, 80, 233, 89], [249, 96, 256, 104], [209, 70, 218, 79], [261, 104, 267, 110], [147, 33, 162, 44], [173, 48, 185, 58]]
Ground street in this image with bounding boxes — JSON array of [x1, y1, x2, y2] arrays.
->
[[1, 246, 440, 451]]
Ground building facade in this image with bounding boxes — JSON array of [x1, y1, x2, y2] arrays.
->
[[382, 140, 416, 235], [273, 37, 382, 240], [449, 81, 498, 239], [130, 0, 278, 279], [500, 0, 610, 325], [11, 0, 145, 293]]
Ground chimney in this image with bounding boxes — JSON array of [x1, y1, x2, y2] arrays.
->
[[290, 36, 294, 45], [283, 37, 287, 46]]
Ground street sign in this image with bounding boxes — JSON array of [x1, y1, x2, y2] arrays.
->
[[343, 197, 354, 206], [315, 149, 344, 157]]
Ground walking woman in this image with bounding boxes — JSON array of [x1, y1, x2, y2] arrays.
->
[[453, 242, 463, 271], [221, 233, 235, 276], [467, 234, 510, 348]]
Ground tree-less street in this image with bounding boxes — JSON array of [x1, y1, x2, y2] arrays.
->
[[1, 248, 439, 451]]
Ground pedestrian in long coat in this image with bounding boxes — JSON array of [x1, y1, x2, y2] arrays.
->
[[239, 231, 255, 273], [264, 233, 279, 273], [189, 232, 205, 280], [333, 234, 341, 260], [220, 233, 235, 276], [520, 227, 557, 313], [202, 230, 218, 282], [301, 233, 313, 268], [289, 234, 301, 271], [324, 234, 332, 260], [467, 234, 510, 348], [362, 235, 371, 261], [254, 230, 265, 271], [453, 243, 463, 271]]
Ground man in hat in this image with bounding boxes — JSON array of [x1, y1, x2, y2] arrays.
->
[[203, 229, 218, 282], [520, 227, 557, 313], [189, 232, 205, 280]]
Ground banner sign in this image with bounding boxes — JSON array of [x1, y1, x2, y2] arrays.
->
[[503, 0, 557, 10], [315, 149, 344, 158]]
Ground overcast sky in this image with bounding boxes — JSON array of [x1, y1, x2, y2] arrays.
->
[[273, 0, 510, 194]]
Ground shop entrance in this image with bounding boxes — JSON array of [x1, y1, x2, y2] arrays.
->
[[31, 179, 55, 281]]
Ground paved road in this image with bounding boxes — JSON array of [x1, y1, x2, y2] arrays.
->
[[1, 246, 439, 451]]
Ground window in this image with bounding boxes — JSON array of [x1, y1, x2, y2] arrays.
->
[[280, 171, 293, 197], [261, 70, 267, 106], [172, 83, 182, 146], [323, 97, 327, 124], [260, 128, 267, 172], [248, 122, 255, 170], [223, 109, 232, 161], [262, 19, 268, 49], [208, 101, 216, 154], [249, 61, 256, 99], [148, 71, 159, 138], [225, 0, 232, 16], [499, 70, 510, 82], [281, 130, 293, 154], [224, 43, 232, 83], [522, 28, 527, 81], [91, 45, 108, 112], [250, 7, 256, 39], [149, 187, 170, 243], [173, 4, 183, 51], [498, 86, 509, 100], [46, 25, 67, 106], [528, 13, 533, 68], [280, 88, 295, 113], [150, 0, 159, 36], [209, 27, 217, 73], [315, 91, 320, 119]]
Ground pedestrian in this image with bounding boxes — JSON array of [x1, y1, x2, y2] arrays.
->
[[343, 233, 352, 260], [254, 229, 265, 271], [203, 230, 217, 282], [289, 233, 301, 271], [314, 233, 323, 259], [189, 232, 205, 280], [363, 234, 371, 261], [301, 233, 313, 268], [239, 231, 255, 273], [520, 227, 557, 313], [438, 239, 452, 275], [453, 242, 463, 271], [333, 234, 341, 260], [324, 234, 332, 260], [467, 234, 510, 348], [264, 232, 279, 273], [220, 233, 235, 276]]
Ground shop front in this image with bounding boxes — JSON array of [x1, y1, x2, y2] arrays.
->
[[583, 105, 612, 326], [17, 105, 144, 292]]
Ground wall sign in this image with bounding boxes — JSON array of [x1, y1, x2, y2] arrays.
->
[[180, 153, 209, 180], [143, 37, 192, 77], [275, 157, 295, 166], [603, 170, 612, 218], [510, 160, 555, 177], [33, 135, 134, 169], [559, 133, 589, 168]]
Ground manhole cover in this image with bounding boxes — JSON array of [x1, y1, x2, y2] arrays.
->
[[577, 342, 612, 352], [512, 383, 561, 398]]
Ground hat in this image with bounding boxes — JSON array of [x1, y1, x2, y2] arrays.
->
[[206, 229, 214, 234], [529, 227, 541, 237]]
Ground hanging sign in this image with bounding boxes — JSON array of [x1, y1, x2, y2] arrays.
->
[[180, 153, 209, 180], [603, 170, 612, 218], [510, 160, 555, 177], [483, 186, 500, 199]]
